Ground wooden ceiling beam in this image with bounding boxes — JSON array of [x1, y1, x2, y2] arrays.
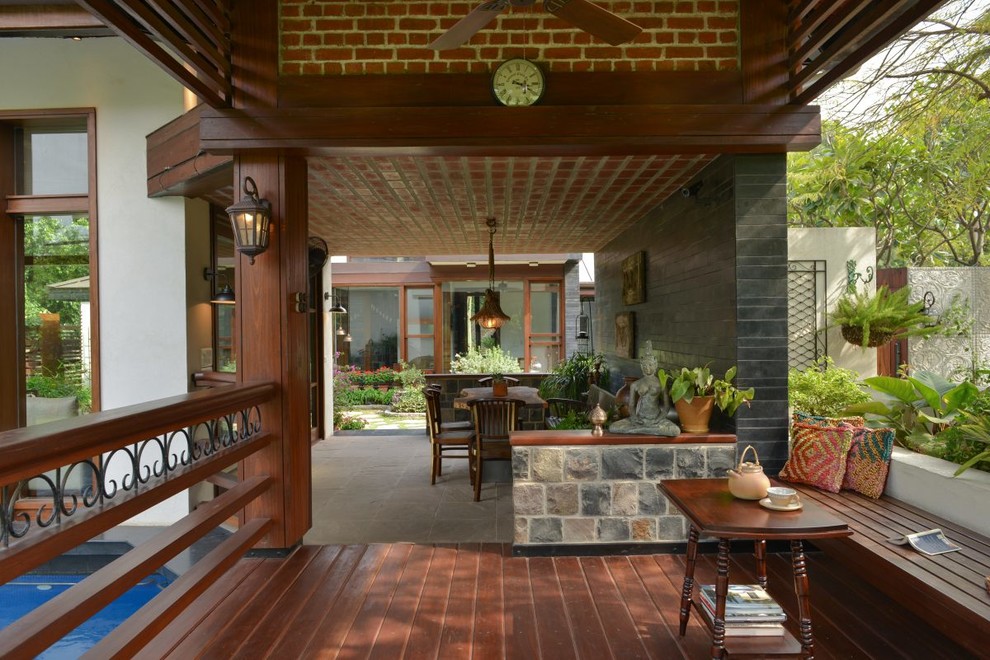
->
[[788, 0, 847, 58], [145, 0, 227, 71], [114, 0, 227, 93], [0, 4, 107, 34], [790, 0, 872, 69], [75, 0, 230, 107], [199, 104, 821, 157], [793, 0, 949, 105]]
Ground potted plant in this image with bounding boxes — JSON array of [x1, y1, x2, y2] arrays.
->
[[491, 372, 508, 397], [830, 285, 937, 348], [670, 365, 754, 433]]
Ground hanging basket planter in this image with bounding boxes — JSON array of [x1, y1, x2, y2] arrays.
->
[[841, 324, 895, 348]]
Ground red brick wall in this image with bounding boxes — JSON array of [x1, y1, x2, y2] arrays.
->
[[280, 1, 739, 75]]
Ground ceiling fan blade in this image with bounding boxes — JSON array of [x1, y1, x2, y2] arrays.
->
[[544, 0, 643, 46], [429, 0, 511, 50]]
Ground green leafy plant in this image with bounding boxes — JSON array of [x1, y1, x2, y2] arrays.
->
[[670, 365, 754, 417], [843, 370, 979, 450], [450, 345, 522, 374], [396, 361, 425, 389], [945, 410, 990, 475], [25, 364, 92, 414], [552, 408, 592, 430], [391, 388, 427, 413], [337, 414, 367, 431], [538, 352, 609, 401], [830, 285, 938, 347], [788, 356, 870, 416]]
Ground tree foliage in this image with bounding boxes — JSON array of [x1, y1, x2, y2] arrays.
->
[[24, 215, 89, 327], [789, 1, 990, 267]]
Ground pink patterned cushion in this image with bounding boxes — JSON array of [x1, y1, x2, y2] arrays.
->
[[779, 422, 854, 493], [842, 427, 895, 499]]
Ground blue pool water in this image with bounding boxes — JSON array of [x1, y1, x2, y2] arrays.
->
[[0, 572, 172, 658]]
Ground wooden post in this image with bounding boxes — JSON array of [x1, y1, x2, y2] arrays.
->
[[233, 156, 312, 549], [228, 0, 311, 548]]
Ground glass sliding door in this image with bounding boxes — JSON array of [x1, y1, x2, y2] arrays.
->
[[527, 281, 562, 372], [404, 287, 435, 371]]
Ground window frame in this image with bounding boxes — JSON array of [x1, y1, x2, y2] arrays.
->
[[0, 108, 99, 429]]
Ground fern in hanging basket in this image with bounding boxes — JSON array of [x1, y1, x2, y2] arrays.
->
[[830, 285, 937, 347]]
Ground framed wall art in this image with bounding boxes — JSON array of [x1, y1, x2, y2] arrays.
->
[[622, 251, 645, 305], [615, 311, 635, 359]]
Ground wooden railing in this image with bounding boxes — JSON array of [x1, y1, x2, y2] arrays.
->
[[0, 383, 276, 658]]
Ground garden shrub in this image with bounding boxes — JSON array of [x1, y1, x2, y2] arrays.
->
[[788, 356, 869, 416], [392, 388, 426, 413], [450, 344, 522, 374]]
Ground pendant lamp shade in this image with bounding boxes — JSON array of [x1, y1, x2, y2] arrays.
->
[[470, 218, 511, 329]]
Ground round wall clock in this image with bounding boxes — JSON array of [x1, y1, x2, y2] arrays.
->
[[491, 58, 546, 107]]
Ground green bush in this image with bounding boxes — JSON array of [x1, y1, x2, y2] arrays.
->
[[335, 387, 395, 407], [539, 352, 609, 401], [392, 388, 426, 413], [337, 414, 367, 431], [26, 369, 92, 413], [928, 388, 990, 474], [396, 361, 426, 389], [553, 409, 592, 430], [450, 345, 522, 374], [788, 356, 870, 416]]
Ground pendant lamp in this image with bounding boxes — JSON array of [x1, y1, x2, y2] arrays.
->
[[470, 218, 511, 329]]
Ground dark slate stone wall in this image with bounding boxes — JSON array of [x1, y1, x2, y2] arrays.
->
[[733, 154, 790, 472], [594, 154, 789, 472], [596, 155, 737, 378]]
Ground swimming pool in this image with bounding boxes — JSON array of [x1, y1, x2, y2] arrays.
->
[[0, 571, 173, 658]]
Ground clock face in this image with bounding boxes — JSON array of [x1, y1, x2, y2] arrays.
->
[[491, 59, 546, 107]]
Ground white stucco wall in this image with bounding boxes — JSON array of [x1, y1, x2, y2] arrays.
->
[[788, 227, 878, 378], [2, 38, 189, 522]]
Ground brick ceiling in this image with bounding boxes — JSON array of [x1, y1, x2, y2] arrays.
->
[[308, 154, 714, 256]]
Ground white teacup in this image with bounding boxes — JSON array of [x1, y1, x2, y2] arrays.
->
[[766, 486, 800, 507]]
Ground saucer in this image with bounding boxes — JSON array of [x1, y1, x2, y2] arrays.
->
[[759, 497, 802, 512]]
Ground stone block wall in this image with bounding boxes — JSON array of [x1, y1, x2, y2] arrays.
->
[[512, 442, 736, 546]]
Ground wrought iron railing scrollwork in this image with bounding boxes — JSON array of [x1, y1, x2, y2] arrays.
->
[[1, 403, 263, 548]]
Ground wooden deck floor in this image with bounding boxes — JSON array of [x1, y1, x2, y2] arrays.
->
[[143, 543, 977, 659]]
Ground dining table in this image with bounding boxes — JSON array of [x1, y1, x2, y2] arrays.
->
[[452, 386, 548, 410]]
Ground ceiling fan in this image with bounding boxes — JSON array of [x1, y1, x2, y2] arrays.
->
[[429, 0, 643, 51]]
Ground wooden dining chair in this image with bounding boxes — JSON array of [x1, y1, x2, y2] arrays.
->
[[424, 386, 473, 432], [425, 387, 474, 485], [467, 398, 523, 502]]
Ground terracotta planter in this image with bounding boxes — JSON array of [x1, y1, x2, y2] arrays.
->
[[674, 395, 715, 433], [492, 380, 508, 397]]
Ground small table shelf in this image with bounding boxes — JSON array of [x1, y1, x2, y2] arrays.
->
[[660, 478, 851, 659]]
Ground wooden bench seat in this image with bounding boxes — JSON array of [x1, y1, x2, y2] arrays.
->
[[792, 484, 990, 658]]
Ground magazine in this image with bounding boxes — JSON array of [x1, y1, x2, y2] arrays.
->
[[886, 529, 961, 556], [697, 602, 786, 636], [699, 584, 784, 615], [698, 593, 787, 623]]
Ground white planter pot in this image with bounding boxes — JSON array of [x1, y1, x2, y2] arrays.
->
[[885, 447, 990, 536]]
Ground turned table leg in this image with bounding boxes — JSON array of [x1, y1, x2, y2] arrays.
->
[[754, 538, 767, 588], [679, 526, 700, 636], [791, 539, 815, 659], [710, 537, 731, 660]]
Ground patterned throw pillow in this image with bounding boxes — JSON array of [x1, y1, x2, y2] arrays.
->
[[842, 427, 895, 499], [792, 412, 867, 428], [779, 422, 855, 493]]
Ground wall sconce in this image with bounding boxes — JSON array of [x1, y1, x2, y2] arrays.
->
[[203, 268, 235, 305], [225, 176, 272, 265], [324, 291, 347, 314]]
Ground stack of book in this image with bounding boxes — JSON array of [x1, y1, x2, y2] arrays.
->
[[697, 584, 787, 637]]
